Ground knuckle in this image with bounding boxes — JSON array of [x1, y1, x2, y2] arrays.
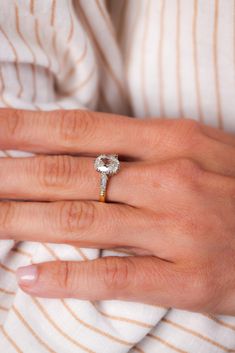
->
[[176, 214, 203, 239], [164, 157, 204, 188], [101, 257, 133, 294], [131, 163, 157, 188], [57, 201, 96, 238], [174, 157, 201, 175], [56, 261, 78, 292], [144, 118, 202, 155], [0, 201, 15, 233], [186, 267, 216, 311], [5, 109, 23, 139], [38, 155, 74, 188], [175, 119, 202, 149], [186, 261, 220, 311], [59, 110, 95, 147], [231, 182, 235, 202], [179, 118, 200, 131]]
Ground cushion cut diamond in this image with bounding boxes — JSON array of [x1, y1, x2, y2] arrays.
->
[[94, 154, 120, 175]]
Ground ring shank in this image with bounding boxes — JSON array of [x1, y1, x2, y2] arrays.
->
[[99, 173, 108, 202], [99, 193, 106, 202]]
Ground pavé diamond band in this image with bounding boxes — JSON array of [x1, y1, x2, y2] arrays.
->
[[94, 154, 120, 202]]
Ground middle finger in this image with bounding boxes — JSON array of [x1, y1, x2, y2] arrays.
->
[[0, 200, 163, 251]]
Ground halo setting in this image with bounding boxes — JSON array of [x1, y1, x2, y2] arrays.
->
[[94, 154, 120, 202], [94, 154, 120, 175]]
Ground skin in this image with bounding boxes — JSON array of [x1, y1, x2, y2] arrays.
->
[[0, 108, 235, 315]]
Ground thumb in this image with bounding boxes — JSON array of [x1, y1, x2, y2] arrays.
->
[[16, 256, 175, 303]]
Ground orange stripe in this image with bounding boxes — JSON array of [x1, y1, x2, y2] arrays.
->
[[51, 30, 62, 75], [15, 4, 37, 102], [148, 333, 187, 353], [12, 306, 56, 353], [0, 263, 15, 274], [95, 0, 116, 40], [213, 0, 223, 129], [67, 1, 74, 42], [124, 0, 141, 65], [162, 318, 232, 352], [62, 1, 76, 66], [176, 0, 184, 118], [52, 2, 72, 74], [43, 243, 90, 263], [158, 0, 166, 118], [76, 1, 129, 111], [203, 314, 235, 332], [50, 0, 56, 27], [35, 19, 52, 70], [192, 0, 204, 122], [62, 48, 70, 68], [1, 326, 24, 353], [31, 298, 96, 353], [42, 244, 60, 259], [0, 25, 23, 99], [62, 65, 96, 96], [62, 299, 134, 346], [141, 0, 151, 116], [74, 247, 89, 261], [0, 65, 12, 107], [52, 30, 58, 58], [92, 303, 153, 329], [116, 0, 127, 44], [0, 287, 15, 295], [63, 40, 88, 81], [124, 0, 141, 112], [30, 0, 35, 15]]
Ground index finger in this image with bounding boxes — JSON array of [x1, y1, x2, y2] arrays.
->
[[0, 109, 150, 159]]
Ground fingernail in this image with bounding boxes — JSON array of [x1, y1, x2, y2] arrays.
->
[[16, 265, 38, 286]]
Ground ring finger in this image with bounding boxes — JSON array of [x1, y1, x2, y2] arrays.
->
[[0, 155, 132, 203]]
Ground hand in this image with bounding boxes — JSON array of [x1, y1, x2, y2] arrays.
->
[[0, 109, 235, 315]]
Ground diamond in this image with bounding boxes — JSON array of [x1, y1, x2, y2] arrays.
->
[[94, 154, 120, 175], [100, 173, 108, 193]]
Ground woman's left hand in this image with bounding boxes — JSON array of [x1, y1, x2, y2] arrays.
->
[[0, 109, 235, 315]]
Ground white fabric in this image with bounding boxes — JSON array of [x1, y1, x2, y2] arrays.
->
[[0, 1, 235, 352]]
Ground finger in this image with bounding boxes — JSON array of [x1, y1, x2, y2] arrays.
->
[[193, 137, 235, 177], [16, 257, 176, 306], [2, 108, 235, 170], [0, 109, 150, 159], [199, 168, 235, 198], [0, 151, 234, 209], [200, 123, 235, 147], [0, 200, 158, 249], [0, 155, 132, 203]]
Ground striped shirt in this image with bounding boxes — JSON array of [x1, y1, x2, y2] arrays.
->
[[0, 1, 235, 352]]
